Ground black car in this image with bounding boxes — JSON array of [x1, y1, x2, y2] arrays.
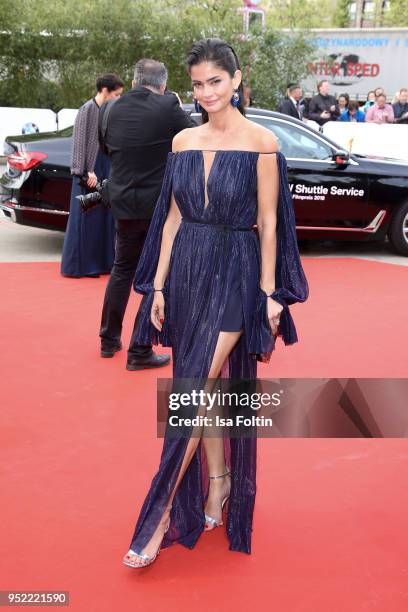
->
[[1, 107, 408, 255]]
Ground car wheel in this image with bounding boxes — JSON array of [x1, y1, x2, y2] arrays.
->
[[387, 201, 408, 256]]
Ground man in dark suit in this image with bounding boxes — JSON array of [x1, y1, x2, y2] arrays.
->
[[99, 59, 194, 370], [277, 83, 303, 120]]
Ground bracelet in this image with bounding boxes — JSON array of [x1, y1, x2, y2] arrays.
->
[[153, 288, 164, 292]]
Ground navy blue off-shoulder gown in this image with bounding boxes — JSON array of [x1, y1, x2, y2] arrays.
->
[[128, 150, 309, 555]]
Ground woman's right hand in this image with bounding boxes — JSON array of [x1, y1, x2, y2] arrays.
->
[[151, 291, 165, 331], [87, 171, 98, 188]]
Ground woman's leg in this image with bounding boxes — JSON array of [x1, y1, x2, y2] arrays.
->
[[124, 330, 242, 563], [202, 332, 245, 527], [202, 438, 230, 528]]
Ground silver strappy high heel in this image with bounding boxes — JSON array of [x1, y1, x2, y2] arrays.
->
[[204, 470, 231, 531], [122, 505, 172, 569]]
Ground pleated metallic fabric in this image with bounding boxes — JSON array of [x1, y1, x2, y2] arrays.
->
[[128, 150, 309, 555]]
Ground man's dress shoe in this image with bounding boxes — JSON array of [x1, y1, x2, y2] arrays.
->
[[126, 353, 171, 371], [100, 341, 123, 358]]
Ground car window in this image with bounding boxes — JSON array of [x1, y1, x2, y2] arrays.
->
[[248, 116, 333, 160]]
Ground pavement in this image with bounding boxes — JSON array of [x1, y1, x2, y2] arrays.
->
[[1, 209, 407, 266], [298, 237, 408, 267], [0, 213, 64, 262]]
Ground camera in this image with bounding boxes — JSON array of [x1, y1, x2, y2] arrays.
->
[[75, 175, 110, 211]]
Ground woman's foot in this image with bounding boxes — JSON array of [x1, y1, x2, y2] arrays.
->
[[204, 470, 231, 531], [122, 505, 172, 568]]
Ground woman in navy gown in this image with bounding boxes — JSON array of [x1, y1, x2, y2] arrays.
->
[[61, 74, 123, 278], [122, 39, 309, 567]]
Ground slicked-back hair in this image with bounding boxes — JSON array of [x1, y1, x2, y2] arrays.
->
[[186, 38, 245, 124], [288, 83, 301, 94]]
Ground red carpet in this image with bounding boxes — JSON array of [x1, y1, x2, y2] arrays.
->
[[1, 259, 407, 611]]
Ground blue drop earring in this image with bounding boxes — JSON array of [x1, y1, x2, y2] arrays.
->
[[231, 90, 240, 108], [194, 99, 202, 113]]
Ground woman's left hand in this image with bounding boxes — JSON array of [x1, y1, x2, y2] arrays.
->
[[267, 297, 283, 337]]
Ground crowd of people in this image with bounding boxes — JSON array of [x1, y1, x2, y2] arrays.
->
[[277, 80, 408, 126]]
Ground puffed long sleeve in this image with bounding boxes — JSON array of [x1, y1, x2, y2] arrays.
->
[[131, 152, 176, 347], [249, 152, 309, 361]]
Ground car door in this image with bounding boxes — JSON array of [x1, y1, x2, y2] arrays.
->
[[249, 114, 372, 231]]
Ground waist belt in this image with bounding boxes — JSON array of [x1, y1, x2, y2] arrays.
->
[[181, 218, 253, 232]]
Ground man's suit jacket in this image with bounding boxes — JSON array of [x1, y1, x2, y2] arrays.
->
[[277, 97, 301, 120], [100, 86, 195, 220]]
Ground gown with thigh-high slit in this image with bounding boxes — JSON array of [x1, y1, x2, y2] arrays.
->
[[127, 149, 309, 555]]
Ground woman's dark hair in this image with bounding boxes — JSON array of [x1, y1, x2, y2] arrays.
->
[[96, 73, 124, 93], [338, 93, 350, 106], [348, 100, 359, 112], [186, 38, 245, 123]]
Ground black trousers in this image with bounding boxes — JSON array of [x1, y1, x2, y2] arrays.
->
[[99, 219, 152, 358]]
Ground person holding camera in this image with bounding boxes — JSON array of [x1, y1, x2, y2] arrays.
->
[[308, 80, 340, 126], [339, 100, 365, 122], [365, 93, 394, 124], [61, 74, 124, 278], [98, 59, 195, 368]]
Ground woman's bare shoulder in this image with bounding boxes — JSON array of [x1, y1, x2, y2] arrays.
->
[[172, 125, 206, 152], [172, 128, 194, 152], [244, 118, 279, 153]]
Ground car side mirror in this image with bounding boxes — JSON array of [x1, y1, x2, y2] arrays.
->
[[333, 150, 350, 166]]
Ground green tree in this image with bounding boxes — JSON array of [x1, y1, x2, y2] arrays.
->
[[384, 0, 408, 26], [248, 30, 315, 110], [0, 0, 315, 113], [332, 0, 352, 28], [266, 0, 333, 29]]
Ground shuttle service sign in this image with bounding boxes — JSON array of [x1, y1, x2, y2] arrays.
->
[[302, 28, 408, 97]]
